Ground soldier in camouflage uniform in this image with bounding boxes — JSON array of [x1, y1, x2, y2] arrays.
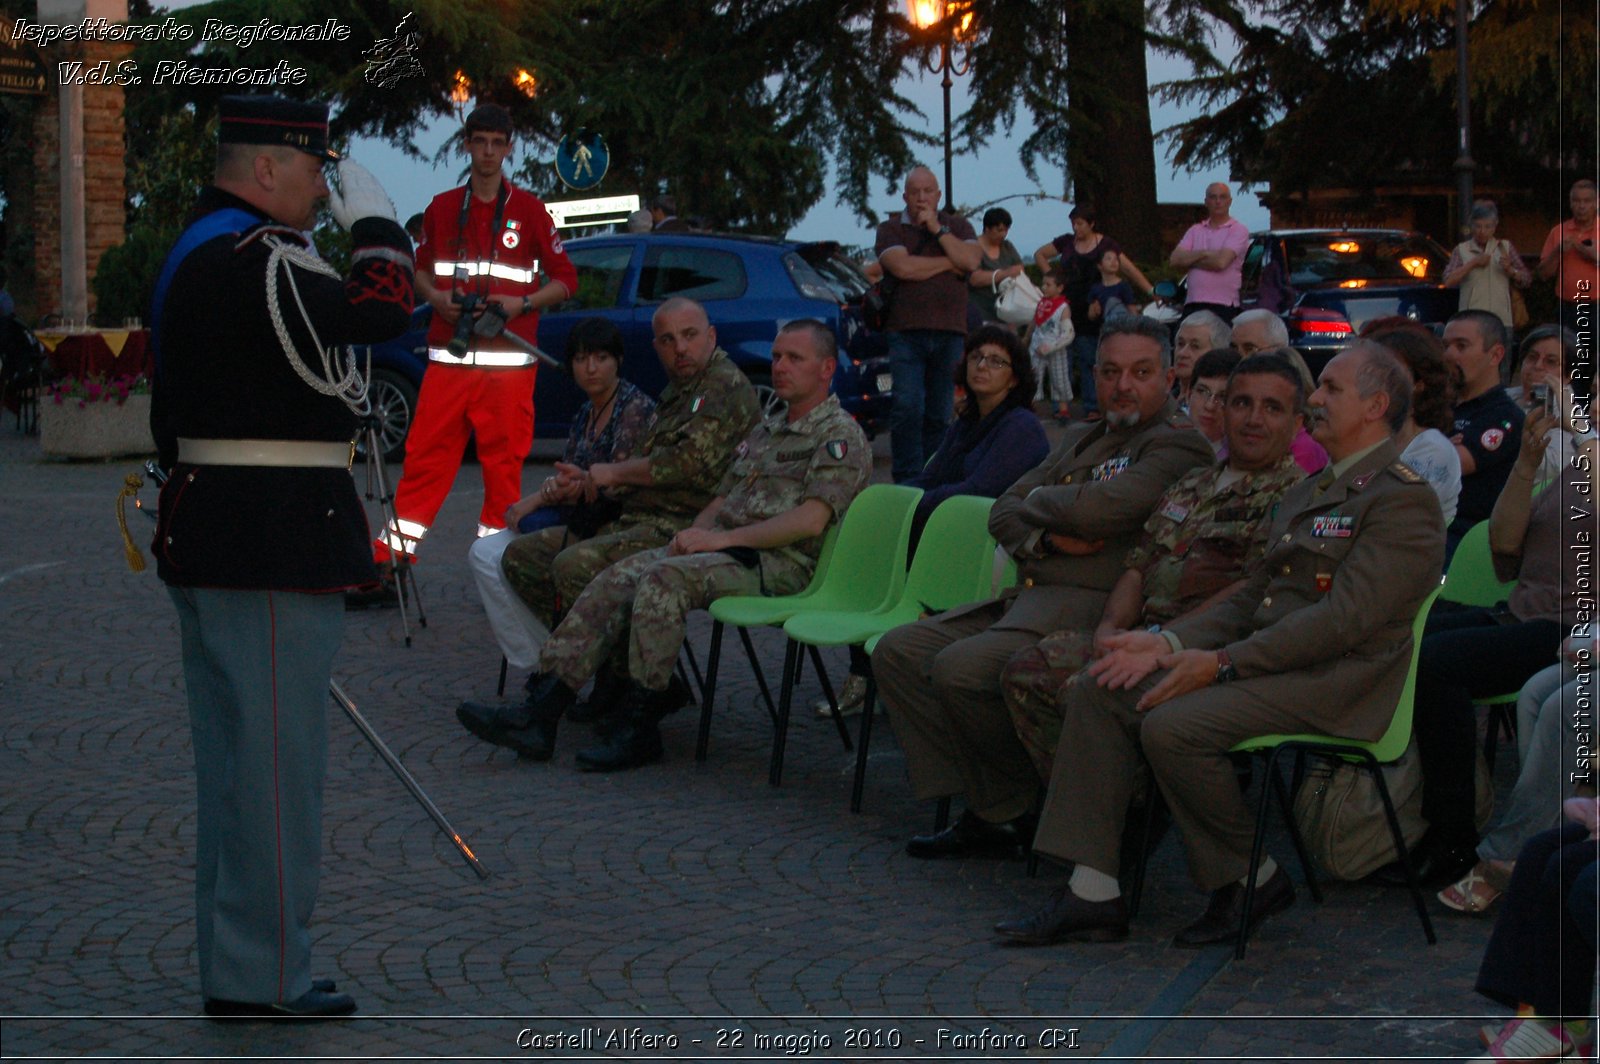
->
[[497, 297, 760, 626], [458, 319, 872, 771], [458, 297, 760, 725], [1003, 353, 1310, 780]]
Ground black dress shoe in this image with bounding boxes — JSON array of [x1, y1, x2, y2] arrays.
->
[[994, 885, 1130, 945], [1172, 866, 1295, 948], [204, 988, 356, 1018], [905, 809, 1036, 860], [1369, 833, 1478, 890]]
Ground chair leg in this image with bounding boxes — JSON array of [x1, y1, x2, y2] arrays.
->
[[934, 796, 951, 832], [850, 673, 877, 814], [769, 639, 801, 787], [1126, 789, 1164, 919], [679, 639, 707, 706], [737, 626, 779, 725], [695, 620, 725, 762], [1271, 757, 1321, 905], [807, 644, 852, 751], [496, 655, 508, 698], [1236, 748, 1282, 959], [1368, 755, 1438, 946]]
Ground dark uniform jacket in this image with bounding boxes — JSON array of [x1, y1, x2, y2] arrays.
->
[[1165, 438, 1445, 742], [985, 398, 1215, 634], [151, 187, 415, 591]]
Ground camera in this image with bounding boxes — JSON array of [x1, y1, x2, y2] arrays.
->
[[446, 291, 510, 358]]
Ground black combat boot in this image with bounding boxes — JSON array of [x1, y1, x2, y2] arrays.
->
[[574, 681, 667, 772], [456, 672, 576, 761], [567, 666, 627, 724]]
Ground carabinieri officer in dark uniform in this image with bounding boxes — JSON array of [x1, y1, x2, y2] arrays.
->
[[149, 95, 414, 1018]]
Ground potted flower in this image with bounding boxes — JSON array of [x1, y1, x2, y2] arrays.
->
[[39, 373, 155, 458]]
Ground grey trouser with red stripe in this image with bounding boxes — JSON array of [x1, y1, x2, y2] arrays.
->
[[167, 586, 342, 1005]]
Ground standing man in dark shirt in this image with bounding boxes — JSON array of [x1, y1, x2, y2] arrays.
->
[[150, 95, 415, 1016], [1442, 309, 1523, 557], [875, 165, 982, 481]]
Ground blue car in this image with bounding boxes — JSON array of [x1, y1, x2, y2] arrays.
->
[[356, 232, 892, 460]]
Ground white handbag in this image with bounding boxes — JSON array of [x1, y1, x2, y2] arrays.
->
[[995, 273, 1044, 325]]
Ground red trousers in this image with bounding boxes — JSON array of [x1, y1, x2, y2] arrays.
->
[[375, 363, 535, 561]]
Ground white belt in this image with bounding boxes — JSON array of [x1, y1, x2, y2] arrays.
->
[[427, 346, 538, 368], [178, 437, 355, 468]]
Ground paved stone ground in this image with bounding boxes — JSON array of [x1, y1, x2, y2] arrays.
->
[[0, 422, 1520, 1061]]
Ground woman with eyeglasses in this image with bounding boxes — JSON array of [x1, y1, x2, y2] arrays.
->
[[815, 324, 1049, 718], [1183, 347, 1240, 453]]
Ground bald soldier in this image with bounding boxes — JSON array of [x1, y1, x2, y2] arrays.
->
[[460, 296, 759, 723], [995, 340, 1444, 949], [872, 315, 1214, 859], [458, 319, 871, 771]]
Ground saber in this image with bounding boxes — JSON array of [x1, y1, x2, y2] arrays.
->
[[137, 461, 488, 878], [330, 681, 491, 879]]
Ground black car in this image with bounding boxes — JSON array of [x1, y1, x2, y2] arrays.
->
[[1239, 229, 1460, 376], [355, 233, 892, 460]]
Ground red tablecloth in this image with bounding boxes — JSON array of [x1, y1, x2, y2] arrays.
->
[[36, 328, 152, 380]]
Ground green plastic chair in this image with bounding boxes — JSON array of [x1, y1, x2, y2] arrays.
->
[[1441, 519, 1523, 767], [694, 483, 923, 783], [1222, 584, 1443, 959], [782, 495, 1009, 811]]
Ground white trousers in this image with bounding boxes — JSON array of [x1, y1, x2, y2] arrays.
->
[[467, 529, 550, 672]]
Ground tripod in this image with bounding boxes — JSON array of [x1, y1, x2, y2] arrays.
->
[[357, 414, 427, 646]]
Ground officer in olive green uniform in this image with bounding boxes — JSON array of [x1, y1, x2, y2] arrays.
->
[[997, 343, 1443, 950], [1004, 450, 1304, 779], [499, 302, 760, 627], [458, 320, 870, 772], [872, 317, 1215, 858]]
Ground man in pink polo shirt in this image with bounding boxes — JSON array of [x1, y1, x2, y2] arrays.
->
[[1538, 179, 1598, 395], [1170, 183, 1251, 325]]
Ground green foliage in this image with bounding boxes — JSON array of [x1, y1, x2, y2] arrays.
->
[[91, 225, 177, 324], [1154, 0, 1590, 195]]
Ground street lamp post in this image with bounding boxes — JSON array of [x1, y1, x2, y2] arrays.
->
[[907, 0, 974, 214]]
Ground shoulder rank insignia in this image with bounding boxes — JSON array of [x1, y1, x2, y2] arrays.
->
[[826, 440, 848, 460], [735, 440, 749, 458], [1389, 461, 1425, 483], [1168, 413, 1195, 429]]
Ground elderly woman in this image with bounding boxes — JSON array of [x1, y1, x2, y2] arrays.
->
[[467, 317, 655, 675], [968, 208, 1027, 327], [817, 325, 1049, 717], [1443, 203, 1533, 330]]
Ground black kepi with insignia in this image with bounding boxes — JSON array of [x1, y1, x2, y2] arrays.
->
[[218, 94, 339, 161]]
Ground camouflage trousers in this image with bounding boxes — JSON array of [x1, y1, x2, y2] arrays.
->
[[499, 514, 681, 627], [539, 546, 811, 692], [1001, 628, 1098, 782]]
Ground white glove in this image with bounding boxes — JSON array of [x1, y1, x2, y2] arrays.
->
[[327, 159, 397, 230]]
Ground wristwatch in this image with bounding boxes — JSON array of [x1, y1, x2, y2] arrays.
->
[[936, 224, 951, 237], [520, 294, 533, 317], [1214, 648, 1237, 684]]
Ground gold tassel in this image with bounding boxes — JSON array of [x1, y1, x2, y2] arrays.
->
[[116, 473, 147, 572]]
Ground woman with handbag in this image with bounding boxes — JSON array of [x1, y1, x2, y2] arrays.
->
[[1443, 203, 1533, 332], [968, 208, 1027, 328]]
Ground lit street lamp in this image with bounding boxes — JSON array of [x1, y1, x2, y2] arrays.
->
[[906, 0, 975, 214]]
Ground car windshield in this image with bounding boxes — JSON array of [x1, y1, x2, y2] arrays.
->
[[788, 247, 870, 303], [1280, 233, 1448, 288]]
